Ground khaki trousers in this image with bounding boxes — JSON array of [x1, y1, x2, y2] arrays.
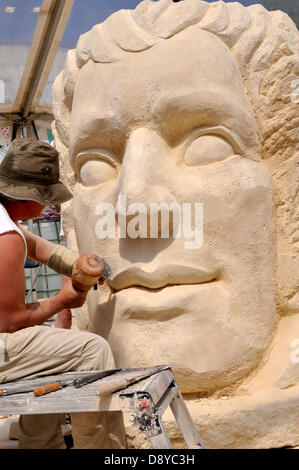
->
[[0, 325, 126, 449]]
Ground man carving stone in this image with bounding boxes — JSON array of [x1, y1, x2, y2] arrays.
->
[[52, 0, 299, 448], [0, 138, 126, 449]]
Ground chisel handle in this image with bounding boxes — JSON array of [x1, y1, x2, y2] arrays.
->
[[96, 378, 129, 396], [34, 382, 61, 397]]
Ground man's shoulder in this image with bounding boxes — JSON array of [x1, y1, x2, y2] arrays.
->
[[0, 205, 27, 263], [0, 203, 15, 228], [0, 204, 24, 238], [0, 229, 25, 246], [0, 237, 25, 285]]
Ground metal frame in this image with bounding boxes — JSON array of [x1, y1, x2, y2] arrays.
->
[[0, 0, 74, 127]]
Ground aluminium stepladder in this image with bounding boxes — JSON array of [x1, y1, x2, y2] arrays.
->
[[0, 366, 204, 449]]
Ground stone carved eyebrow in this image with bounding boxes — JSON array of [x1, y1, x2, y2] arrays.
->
[[154, 87, 259, 158], [180, 125, 251, 159], [74, 148, 119, 179], [70, 124, 125, 167]]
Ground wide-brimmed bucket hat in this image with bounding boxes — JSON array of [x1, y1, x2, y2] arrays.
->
[[0, 138, 72, 205]]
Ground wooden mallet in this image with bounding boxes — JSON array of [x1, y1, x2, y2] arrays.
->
[[71, 253, 111, 291]]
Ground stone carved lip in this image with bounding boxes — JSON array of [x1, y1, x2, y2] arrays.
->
[[108, 265, 218, 292]]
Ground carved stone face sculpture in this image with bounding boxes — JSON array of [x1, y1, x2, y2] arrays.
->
[[52, 0, 298, 397], [68, 28, 276, 394]]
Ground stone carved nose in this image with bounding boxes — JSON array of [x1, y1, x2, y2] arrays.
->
[[116, 127, 165, 204], [115, 127, 179, 238]]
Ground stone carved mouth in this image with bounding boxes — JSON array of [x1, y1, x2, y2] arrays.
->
[[108, 265, 218, 293]]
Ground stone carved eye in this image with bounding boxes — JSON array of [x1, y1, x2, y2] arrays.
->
[[77, 150, 118, 186], [184, 134, 235, 166]]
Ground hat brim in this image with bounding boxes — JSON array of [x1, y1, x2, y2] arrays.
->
[[0, 174, 72, 205]]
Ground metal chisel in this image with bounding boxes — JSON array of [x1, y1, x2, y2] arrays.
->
[[0, 380, 67, 397], [33, 368, 122, 396]]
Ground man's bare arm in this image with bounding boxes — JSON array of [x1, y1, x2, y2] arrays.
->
[[0, 232, 86, 333], [17, 222, 54, 264]]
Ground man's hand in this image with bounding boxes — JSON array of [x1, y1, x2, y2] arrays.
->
[[57, 277, 88, 309]]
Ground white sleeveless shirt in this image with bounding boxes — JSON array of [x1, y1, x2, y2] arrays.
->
[[0, 203, 27, 262]]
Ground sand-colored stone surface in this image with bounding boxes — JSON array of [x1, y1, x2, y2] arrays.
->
[[52, 0, 299, 448]]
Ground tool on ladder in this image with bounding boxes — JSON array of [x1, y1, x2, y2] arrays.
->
[[33, 368, 121, 396], [96, 365, 170, 396], [35, 365, 169, 396]]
